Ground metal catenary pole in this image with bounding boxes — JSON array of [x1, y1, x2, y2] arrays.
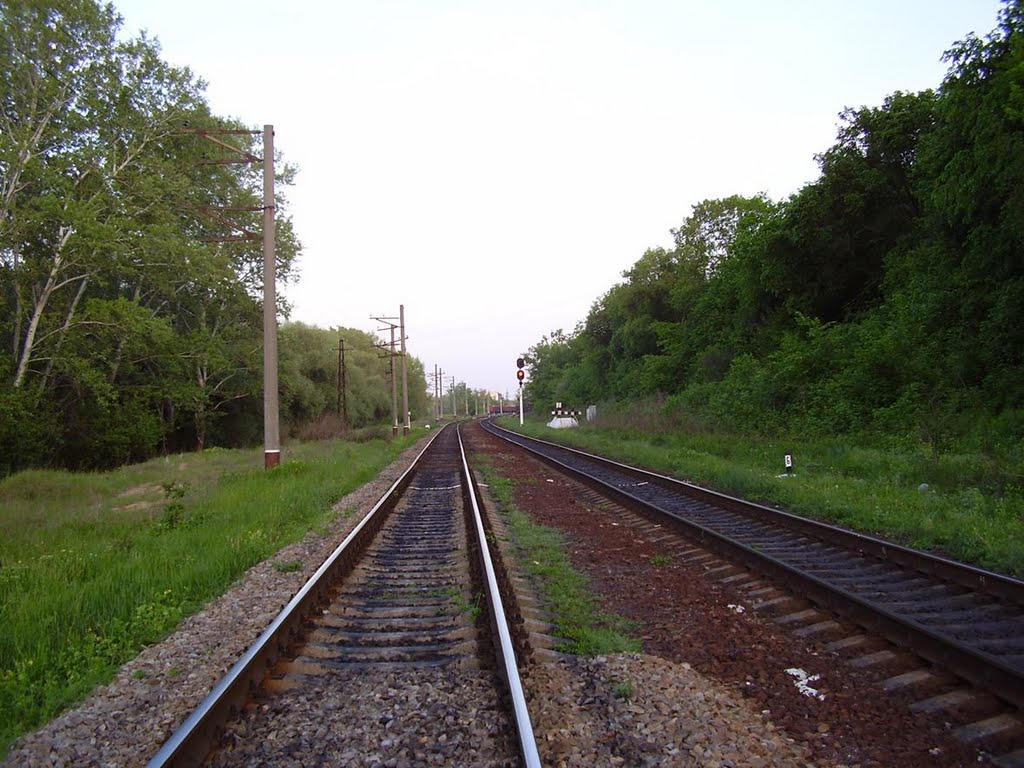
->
[[400, 304, 410, 435], [389, 326, 398, 435], [262, 125, 280, 469], [438, 367, 445, 419], [337, 337, 348, 430], [370, 313, 401, 434]]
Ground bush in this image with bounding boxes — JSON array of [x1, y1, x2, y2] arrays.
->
[[695, 354, 773, 432], [0, 388, 60, 477], [295, 412, 349, 441], [58, 397, 165, 470]]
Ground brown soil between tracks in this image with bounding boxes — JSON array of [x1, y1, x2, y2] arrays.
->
[[463, 422, 984, 768]]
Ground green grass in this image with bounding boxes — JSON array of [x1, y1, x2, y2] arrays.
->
[[478, 461, 640, 656], [498, 417, 1024, 579], [613, 679, 635, 700], [0, 431, 423, 756]]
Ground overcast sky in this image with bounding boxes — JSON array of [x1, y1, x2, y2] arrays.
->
[[114, 0, 1003, 398]]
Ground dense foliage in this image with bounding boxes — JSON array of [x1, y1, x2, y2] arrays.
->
[[526, 2, 1024, 459], [0, 1, 428, 475]]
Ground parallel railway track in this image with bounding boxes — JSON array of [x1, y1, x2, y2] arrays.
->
[[144, 415, 1023, 765], [148, 424, 540, 767], [480, 420, 1024, 741]]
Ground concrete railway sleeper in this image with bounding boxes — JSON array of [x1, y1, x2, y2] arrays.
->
[[148, 423, 540, 768]]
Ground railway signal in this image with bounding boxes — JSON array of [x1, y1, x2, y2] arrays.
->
[[515, 357, 525, 425]]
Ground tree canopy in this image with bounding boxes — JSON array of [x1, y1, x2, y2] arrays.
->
[[525, 1, 1024, 456], [0, 0, 428, 474]]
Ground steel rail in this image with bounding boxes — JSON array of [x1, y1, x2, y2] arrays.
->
[[457, 424, 542, 768], [146, 428, 444, 767], [481, 419, 1024, 711]]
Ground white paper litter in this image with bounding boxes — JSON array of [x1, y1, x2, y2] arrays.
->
[[785, 667, 826, 701]]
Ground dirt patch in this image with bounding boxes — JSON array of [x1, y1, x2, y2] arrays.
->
[[117, 484, 161, 498], [114, 500, 159, 512]]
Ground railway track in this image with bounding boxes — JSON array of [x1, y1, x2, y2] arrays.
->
[[480, 418, 1024, 763], [148, 424, 540, 767]]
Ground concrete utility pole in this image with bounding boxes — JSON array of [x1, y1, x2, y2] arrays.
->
[[400, 304, 410, 435], [262, 125, 279, 469], [451, 376, 457, 417], [179, 123, 278, 467]]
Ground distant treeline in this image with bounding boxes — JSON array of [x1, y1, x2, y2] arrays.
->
[[525, 2, 1023, 455], [0, 1, 427, 475], [277, 322, 429, 440]]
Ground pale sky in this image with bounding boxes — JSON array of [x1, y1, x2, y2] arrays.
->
[[113, 0, 1004, 397]]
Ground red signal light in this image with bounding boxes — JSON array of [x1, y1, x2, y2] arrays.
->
[[516, 369, 525, 381]]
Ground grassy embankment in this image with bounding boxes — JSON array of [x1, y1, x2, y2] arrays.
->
[[0, 430, 423, 756], [499, 416, 1024, 580]]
